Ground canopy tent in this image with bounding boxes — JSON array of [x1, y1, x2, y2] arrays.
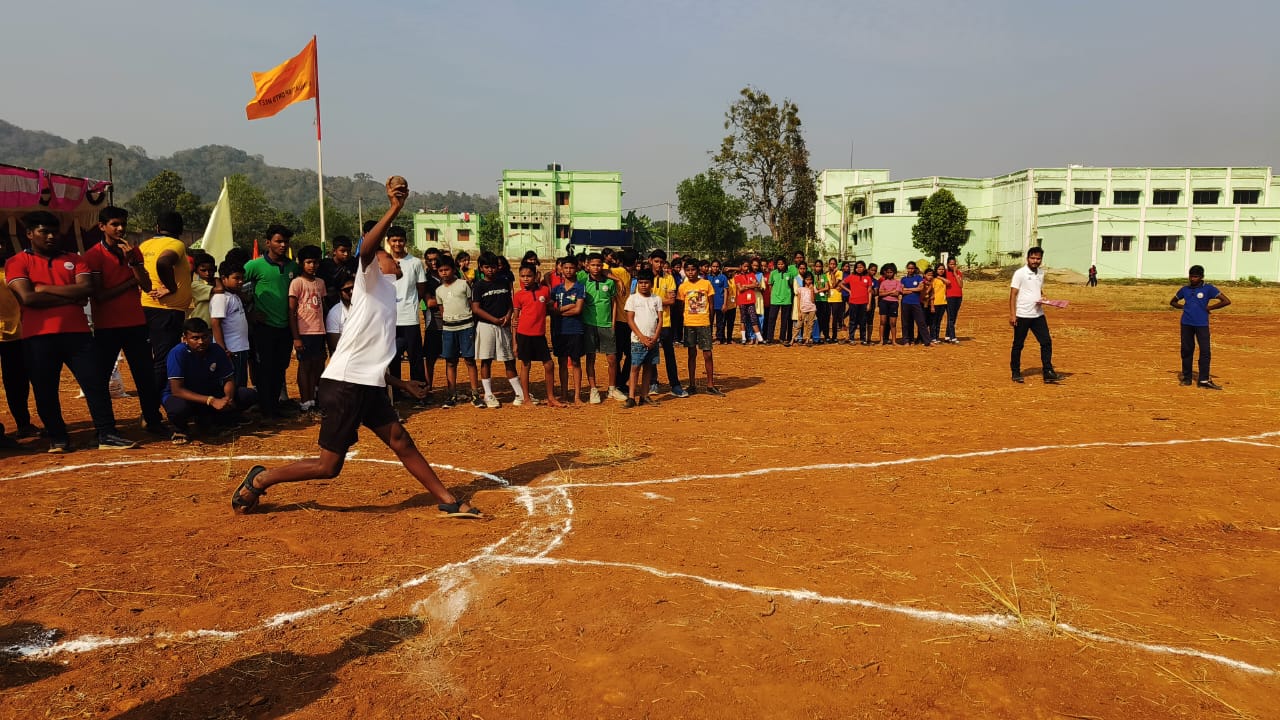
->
[[1, 163, 112, 253]]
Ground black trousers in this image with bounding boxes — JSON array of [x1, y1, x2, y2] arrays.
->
[[251, 324, 293, 414], [614, 321, 631, 387], [764, 304, 793, 342], [816, 303, 831, 340], [903, 303, 931, 345], [715, 307, 735, 341], [827, 302, 845, 338], [94, 324, 165, 427], [24, 332, 118, 442], [144, 307, 186, 398], [1011, 315, 1053, 376], [928, 305, 945, 340], [658, 327, 680, 387], [1180, 324, 1211, 381], [847, 303, 869, 342], [945, 297, 963, 340], [391, 324, 425, 383], [0, 339, 32, 427], [164, 387, 259, 431]]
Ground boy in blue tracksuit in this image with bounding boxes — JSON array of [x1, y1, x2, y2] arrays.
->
[[1170, 264, 1231, 390]]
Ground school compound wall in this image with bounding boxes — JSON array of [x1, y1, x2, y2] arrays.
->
[[817, 166, 1280, 280]]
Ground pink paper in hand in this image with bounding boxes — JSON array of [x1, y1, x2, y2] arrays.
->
[[1041, 299, 1069, 309]]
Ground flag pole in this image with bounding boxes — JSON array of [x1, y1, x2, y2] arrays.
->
[[313, 36, 326, 253]]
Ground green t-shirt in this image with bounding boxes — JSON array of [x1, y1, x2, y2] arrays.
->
[[583, 276, 616, 327], [243, 255, 300, 328], [815, 272, 830, 302], [769, 269, 793, 305]]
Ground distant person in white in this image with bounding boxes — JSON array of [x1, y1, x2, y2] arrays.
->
[[232, 182, 481, 518], [325, 278, 354, 354], [1008, 246, 1060, 384]]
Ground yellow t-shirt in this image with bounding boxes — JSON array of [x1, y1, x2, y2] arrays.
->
[[678, 278, 713, 327], [654, 273, 677, 328], [0, 269, 22, 342], [138, 236, 192, 311], [609, 265, 631, 322], [932, 277, 948, 307], [826, 271, 844, 302], [724, 278, 737, 310]]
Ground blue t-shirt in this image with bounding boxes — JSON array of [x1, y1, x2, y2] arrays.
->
[[551, 282, 587, 335], [900, 274, 924, 305], [1176, 283, 1220, 327], [164, 343, 234, 401], [708, 273, 729, 310]]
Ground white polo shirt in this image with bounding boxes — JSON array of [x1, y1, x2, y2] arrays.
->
[[393, 254, 427, 327], [322, 257, 397, 387], [1010, 265, 1045, 319]]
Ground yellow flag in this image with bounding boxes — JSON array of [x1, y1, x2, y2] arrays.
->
[[200, 180, 234, 263], [245, 37, 318, 121]]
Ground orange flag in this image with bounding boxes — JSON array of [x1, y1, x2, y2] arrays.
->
[[245, 37, 318, 121]]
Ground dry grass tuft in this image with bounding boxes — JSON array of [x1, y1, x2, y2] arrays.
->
[[581, 419, 650, 465]]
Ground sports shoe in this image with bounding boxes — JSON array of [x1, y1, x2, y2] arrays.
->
[[648, 383, 659, 396], [608, 387, 628, 402], [624, 398, 636, 408], [705, 385, 726, 397], [98, 433, 138, 450], [1011, 374, 1025, 384], [1043, 370, 1062, 384], [442, 393, 457, 408], [671, 385, 690, 398], [1198, 380, 1224, 391], [16, 424, 43, 439], [48, 438, 70, 454], [471, 393, 485, 409], [512, 396, 526, 407], [1179, 376, 1193, 386], [589, 387, 602, 404], [484, 394, 500, 408]]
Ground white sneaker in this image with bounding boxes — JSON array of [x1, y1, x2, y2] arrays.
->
[[484, 394, 500, 409], [589, 387, 602, 404], [608, 387, 628, 402], [512, 396, 526, 407]]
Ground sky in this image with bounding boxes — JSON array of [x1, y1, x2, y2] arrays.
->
[[6, 0, 1280, 217]]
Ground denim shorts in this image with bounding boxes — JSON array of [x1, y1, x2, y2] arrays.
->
[[630, 341, 660, 366], [441, 326, 476, 361]]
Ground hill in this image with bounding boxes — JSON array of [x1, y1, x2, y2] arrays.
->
[[0, 119, 496, 216]]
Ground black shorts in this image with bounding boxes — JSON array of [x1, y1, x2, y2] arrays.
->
[[424, 323, 442, 361], [516, 333, 551, 363], [297, 334, 327, 360], [878, 300, 899, 318], [553, 332, 584, 360], [316, 378, 400, 455]]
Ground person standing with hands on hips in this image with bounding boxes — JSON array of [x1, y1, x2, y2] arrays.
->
[[1170, 264, 1230, 390], [1009, 246, 1061, 385]]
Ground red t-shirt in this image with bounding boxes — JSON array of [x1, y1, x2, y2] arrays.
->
[[513, 284, 550, 336], [733, 273, 756, 306], [4, 250, 92, 338], [83, 241, 146, 329], [944, 269, 964, 298], [843, 273, 872, 304]]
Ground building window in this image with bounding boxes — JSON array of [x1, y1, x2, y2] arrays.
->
[[1152, 189, 1180, 205], [1242, 236, 1273, 252], [425, 229, 439, 244], [1233, 189, 1261, 204], [507, 189, 518, 197], [520, 189, 530, 197], [456, 229, 470, 244], [909, 197, 925, 212], [850, 198, 865, 215], [1100, 236, 1132, 252], [1113, 190, 1141, 205], [509, 222, 519, 230], [1036, 190, 1062, 206], [556, 191, 569, 206], [878, 199, 895, 214], [557, 225, 570, 239], [1147, 235, 1178, 252], [530, 223, 542, 230], [1074, 190, 1101, 205], [1194, 236, 1226, 252], [1192, 189, 1220, 205]]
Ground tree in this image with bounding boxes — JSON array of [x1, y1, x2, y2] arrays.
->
[[296, 202, 358, 247], [126, 170, 188, 233], [911, 188, 969, 260], [676, 172, 748, 258], [623, 211, 658, 252], [478, 211, 502, 254], [713, 87, 816, 256], [225, 174, 278, 252]]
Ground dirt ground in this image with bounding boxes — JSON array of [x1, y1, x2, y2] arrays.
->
[[2, 279, 1278, 719]]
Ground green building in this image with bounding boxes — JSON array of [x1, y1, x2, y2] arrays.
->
[[499, 167, 622, 259], [412, 211, 480, 256], [816, 166, 1280, 281]]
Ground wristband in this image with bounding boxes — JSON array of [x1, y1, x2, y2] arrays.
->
[[206, 396, 214, 406]]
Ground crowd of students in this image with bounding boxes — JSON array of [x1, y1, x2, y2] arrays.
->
[[0, 205, 974, 453]]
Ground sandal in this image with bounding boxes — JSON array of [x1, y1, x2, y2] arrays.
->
[[231, 465, 268, 514], [171, 431, 189, 445], [437, 501, 482, 519]]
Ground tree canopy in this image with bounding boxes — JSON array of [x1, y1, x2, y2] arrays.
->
[[910, 188, 969, 260], [676, 172, 747, 258]]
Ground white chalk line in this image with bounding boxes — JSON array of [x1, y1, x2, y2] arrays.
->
[[545, 430, 1280, 490], [490, 555, 1274, 676], [8, 431, 1279, 678]]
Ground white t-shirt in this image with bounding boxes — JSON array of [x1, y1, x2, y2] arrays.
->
[[1010, 265, 1045, 318], [393, 254, 427, 327], [325, 302, 348, 335], [624, 292, 663, 342], [322, 257, 397, 387], [209, 292, 250, 352]]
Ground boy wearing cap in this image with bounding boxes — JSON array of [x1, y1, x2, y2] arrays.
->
[[1170, 264, 1231, 390]]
